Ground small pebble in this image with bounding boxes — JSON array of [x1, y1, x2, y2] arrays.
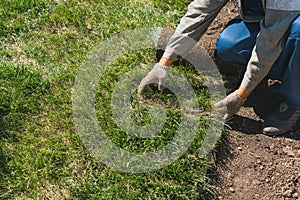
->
[[259, 165, 264, 170], [270, 143, 275, 152], [257, 160, 262, 164], [292, 192, 298, 198], [296, 150, 300, 158], [252, 180, 261, 185], [283, 189, 293, 197]]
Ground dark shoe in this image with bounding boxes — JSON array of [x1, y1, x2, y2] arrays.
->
[[262, 102, 300, 136]]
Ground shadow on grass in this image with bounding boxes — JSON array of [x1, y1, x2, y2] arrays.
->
[[0, 109, 19, 194], [205, 132, 234, 200], [226, 115, 262, 134], [0, 111, 9, 192]]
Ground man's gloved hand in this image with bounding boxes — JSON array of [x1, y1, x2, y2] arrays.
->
[[214, 90, 247, 121], [138, 63, 168, 94]]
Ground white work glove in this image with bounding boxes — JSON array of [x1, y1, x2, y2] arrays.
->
[[138, 63, 168, 94], [214, 90, 247, 121]]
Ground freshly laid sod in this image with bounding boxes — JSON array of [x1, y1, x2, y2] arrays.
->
[[0, 0, 220, 199]]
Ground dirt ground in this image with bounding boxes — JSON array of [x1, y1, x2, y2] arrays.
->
[[158, 1, 300, 199], [210, 108, 300, 200]]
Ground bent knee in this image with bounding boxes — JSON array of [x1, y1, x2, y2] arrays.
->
[[289, 16, 300, 38], [216, 19, 259, 65], [216, 33, 236, 58], [216, 34, 249, 67]]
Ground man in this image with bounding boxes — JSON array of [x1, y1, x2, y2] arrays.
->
[[138, 0, 300, 135]]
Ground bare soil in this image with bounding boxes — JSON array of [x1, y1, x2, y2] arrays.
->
[[210, 108, 300, 200]]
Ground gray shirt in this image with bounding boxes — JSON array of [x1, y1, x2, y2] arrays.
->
[[163, 0, 300, 91]]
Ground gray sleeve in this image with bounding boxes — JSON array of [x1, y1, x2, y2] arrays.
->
[[240, 9, 300, 91], [163, 0, 229, 60]]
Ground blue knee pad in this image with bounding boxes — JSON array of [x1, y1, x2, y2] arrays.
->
[[216, 17, 260, 68]]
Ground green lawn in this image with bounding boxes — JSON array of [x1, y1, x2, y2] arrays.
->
[[0, 0, 219, 199]]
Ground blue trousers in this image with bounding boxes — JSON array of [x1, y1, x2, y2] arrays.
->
[[216, 16, 300, 109]]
